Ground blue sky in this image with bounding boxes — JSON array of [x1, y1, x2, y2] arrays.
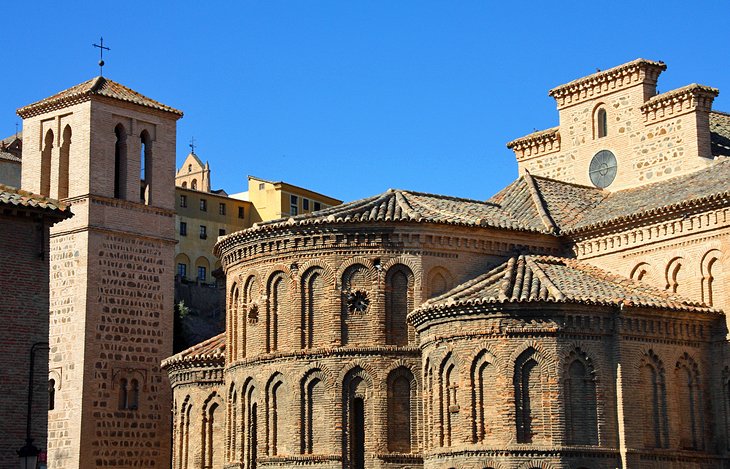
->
[[3, 1, 729, 202]]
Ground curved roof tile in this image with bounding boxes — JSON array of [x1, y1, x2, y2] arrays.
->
[[17, 76, 183, 118], [410, 255, 713, 326]]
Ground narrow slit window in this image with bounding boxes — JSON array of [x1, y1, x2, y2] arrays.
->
[[597, 108, 608, 138]]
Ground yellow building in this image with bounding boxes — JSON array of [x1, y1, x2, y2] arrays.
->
[[174, 161, 341, 283], [231, 175, 342, 223]]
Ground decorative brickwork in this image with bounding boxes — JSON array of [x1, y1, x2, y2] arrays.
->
[[164, 59, 730, 469]]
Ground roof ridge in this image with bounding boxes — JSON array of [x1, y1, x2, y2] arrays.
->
[[525, 256, 565, 301], [523, 172, 558, 234]]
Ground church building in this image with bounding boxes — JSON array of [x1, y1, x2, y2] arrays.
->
[[17, 76, 182, 468], [163, 59, 730, 469]]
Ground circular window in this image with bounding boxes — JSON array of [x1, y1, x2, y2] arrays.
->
[[589, 150, 618, 188], [346, 290, 370, 313]]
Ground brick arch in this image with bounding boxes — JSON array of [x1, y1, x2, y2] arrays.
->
[[674, 351, 704, 450], [638, 348, 669, 448], [202, 390, 223, 415], [465, 343, 504, 375], [664, 256, 684, 293], [265, 372, 286, 456], [264, 264, 294, 289], [630, 261, 656, 283], [515, 461, 560, 469], [426, 266, 454, 299], [470, 347, 500, 443], [338, 360, 377, 388], [298, 259, 336, 288], [300, 361, 336, 388], [557, 342, 605, 379], [562, 346, 599, 446], [384, 263, 417, 346], [700, 249, 722, 307], [335, 256, 376, 288], [385, 366, 418, 452], [507, 340, 556, 376], [382, 255, 423, 284], [382, 359, 421, 378], [475, 462, 507, 469]]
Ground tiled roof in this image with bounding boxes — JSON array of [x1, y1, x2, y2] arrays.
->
[[490, 173, 606, 233], [17, 76, 183, 118], [0, 183, 71, 218], [161, 333, 225, 368], [490, 157, 730, 234], [0, 151, 20, 162], [250, 188, 550, 234], [411, 255, 712, 324], [711, 111, 730, 157], [568, 157, 730, 231]]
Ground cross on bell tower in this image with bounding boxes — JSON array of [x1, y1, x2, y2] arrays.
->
[[92, 37, 110, 76]]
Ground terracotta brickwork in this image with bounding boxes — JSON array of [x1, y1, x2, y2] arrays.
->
[[165, 59, 730, 469], [0, 197, 69, 468], [17, 77, 181, 468]]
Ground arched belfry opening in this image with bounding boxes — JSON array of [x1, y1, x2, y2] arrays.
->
[[58, 125, 71, 199], [114, 124, 128, 199], [140, 129, 152, 204], [41, 129, 53, 197]]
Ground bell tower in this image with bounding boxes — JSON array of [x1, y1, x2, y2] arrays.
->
[[18, 76, 183, 468]]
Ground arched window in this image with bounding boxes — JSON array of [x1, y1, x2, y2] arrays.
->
[[385, 265, 414, 346], [242, 382, 258, 469], [701, 250, 721, 307], [229, 284, 239, 361], [41, 129, 53, 197], [301, 370, 326, 454], [178, 397, 192, 469], [140, 130, 152, 204], [119, 378, 128, 410], [514, 348, 542, 443], [191, 178, 197, 190], [597, 107, 608, 138], [423, 359, 434, 450], [676, 353, 703, 450], [181, 181, 187, 188], [58, 125, 71, 199], [48, 379, 56, 411], [266, 373, 284, 455], [129, 379, 139, 410], [630, 262, 652, 282], [564, 350, 598, 445], [641, 350, 669, 448], [114, 124, 127, 199], [340, 264, 370, 346], [343, 368, 369, 469], [387, 368, 417, 453], [301, 267, 325, 349], [665, 257, 683, 293], [471, 350, 496, 443], [202, 395, 223, 469], [227, 386, 238, 463], [440, 354, 457, 447], [267, 273, 287, 353]]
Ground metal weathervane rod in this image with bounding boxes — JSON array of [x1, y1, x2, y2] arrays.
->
[[92, 37, 110, 76]]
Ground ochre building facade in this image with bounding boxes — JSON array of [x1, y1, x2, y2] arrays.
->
[[164, 58, 730, 469]]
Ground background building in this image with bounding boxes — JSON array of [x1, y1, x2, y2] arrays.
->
[[0, 132, 22, 186], [164, 59, 730, 469]]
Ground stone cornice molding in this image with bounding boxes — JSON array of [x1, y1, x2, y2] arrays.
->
[[641, 84, 719, 123], [548, 58, 666, 109], [571, 202, 730, 259], [506, 127, 561, 161]]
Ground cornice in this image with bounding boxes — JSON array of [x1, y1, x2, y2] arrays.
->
[[548, 58, 666, 109], [641, 83, 719, 123]]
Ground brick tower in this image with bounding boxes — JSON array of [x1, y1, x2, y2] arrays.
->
[[17, 77, 183, 468]]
